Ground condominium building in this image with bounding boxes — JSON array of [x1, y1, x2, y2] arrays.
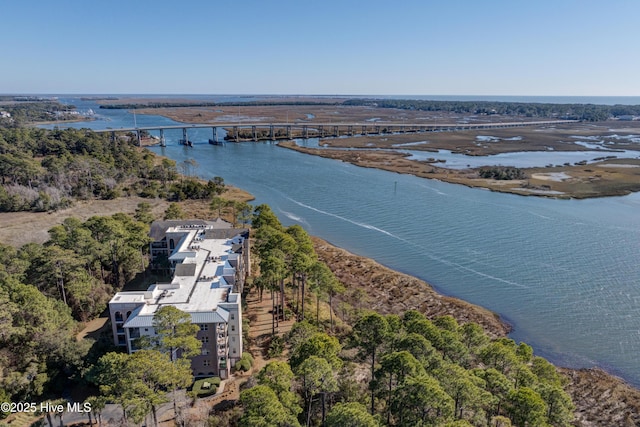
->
[[108, 220, 249, 379]]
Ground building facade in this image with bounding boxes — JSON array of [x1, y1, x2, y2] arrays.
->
[[108, 221, 249, 379]]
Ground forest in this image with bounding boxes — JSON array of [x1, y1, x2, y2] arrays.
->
[[0, 127, 225, 212]]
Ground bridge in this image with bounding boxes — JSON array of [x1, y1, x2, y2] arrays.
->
[[93, 120, 578, 146]]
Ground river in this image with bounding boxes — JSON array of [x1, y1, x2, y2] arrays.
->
[[47, 96, 640, 387]]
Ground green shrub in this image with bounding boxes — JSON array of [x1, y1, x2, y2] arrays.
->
[[192, 377, 221, 397]]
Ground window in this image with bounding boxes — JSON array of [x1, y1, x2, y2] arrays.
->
[[199, 324, 208, 331], [203, 360, 210, 367], [201, 336, 209, 344], [202, 348, 210, 356], [231, 325, 235, 331], [114, 312, 123, 322], [230, 313, 234, 320], [231, 337, 235, 342]]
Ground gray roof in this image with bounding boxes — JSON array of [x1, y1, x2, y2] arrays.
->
[[123, 313, 153, 328], [149, 219, 234, 241], [175, 263, 197, 277], [204, 228, 249, 240], [124, 308, 230, 329], [190, 309, 229, 324]]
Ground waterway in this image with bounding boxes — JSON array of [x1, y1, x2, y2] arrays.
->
[[46, 97, 640, 387]]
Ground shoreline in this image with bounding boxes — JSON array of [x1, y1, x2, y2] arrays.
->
[[311, 235, 640, 425], [278, 140, 640, 199]]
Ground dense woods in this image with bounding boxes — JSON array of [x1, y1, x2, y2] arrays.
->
[[0, 213, 153, 409], [0, 127, 225, 212]]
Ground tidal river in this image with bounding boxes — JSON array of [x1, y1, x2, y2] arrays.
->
[[51, 98, 640, 387]]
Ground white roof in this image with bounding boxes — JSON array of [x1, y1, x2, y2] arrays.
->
[[110, 228, 244, 325]]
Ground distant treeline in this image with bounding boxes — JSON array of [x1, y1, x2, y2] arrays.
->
[[0, 102, 77, 125], [99, 101, 341, 109], [99, 98, 640, 121], [344, 98, 640, 121]]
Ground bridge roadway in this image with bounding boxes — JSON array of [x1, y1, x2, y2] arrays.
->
[[92, 120, 577, 146]]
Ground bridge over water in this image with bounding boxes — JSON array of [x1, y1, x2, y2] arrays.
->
[[93, 120, 578, 146]]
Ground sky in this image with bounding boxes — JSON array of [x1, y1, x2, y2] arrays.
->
[[2, 0, 640, 96]]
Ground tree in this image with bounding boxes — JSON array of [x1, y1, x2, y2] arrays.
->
[[89, 352, 132, 423], [473, 368, 513, 419], [374, 351, 425, 423], [207, 176, 226, 196], [260, 251, 287, 334], [352, 313, 390, 414], [535, 383, 574, 426], [406, 318, 444, 349], [290, 332, 342, 373], [312, 262, 344, 330], [394, 333, 441, 371], [152, 305, 201, 360], [326, 402, 379, 427], [479, 340, 520, 375], [507, 387, 547, 427], [89, 350, 190, 427], [236, 201, 253, 226], [252, 204, 283, 230], [134, 202, 155, 224], [391, 374, 455, 426], [257, 362, 302, 418], [297, 356, 339, 427], [210, 196, 227, 218], [163, 202, 184, 220], [435, 362, 491, 421], [460, 322, 488, 351], [239, 385, 301, 427], [150, 306, 199, 414]]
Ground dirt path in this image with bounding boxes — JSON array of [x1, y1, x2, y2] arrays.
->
[[75, 317, 109, 341], [182, 289, 295, 417]]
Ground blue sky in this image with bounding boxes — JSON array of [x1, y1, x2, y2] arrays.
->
[[2, 0, 639, 95]]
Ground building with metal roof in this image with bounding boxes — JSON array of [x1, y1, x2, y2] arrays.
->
[[108, 221, 250, 379]]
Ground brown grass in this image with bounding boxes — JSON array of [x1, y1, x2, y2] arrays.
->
[[0, 183, 253, 247]]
